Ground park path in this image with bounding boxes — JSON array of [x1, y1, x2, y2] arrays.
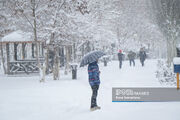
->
[[0, 59, 180, 120]]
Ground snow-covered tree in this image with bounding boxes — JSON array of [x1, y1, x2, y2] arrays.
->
[[150, 0, 180, 65]]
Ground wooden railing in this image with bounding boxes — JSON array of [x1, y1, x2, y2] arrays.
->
[[9, 59, 44, 74]]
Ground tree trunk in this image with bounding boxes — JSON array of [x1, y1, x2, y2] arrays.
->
[[53, 46, 60, 80], [64, 46, 70, 75], [33, 11, 40, 70], [72, 43, 76, 62], [40, 61, 46, 82], [32, 0, 43, 82], [166, 37, 171, 67], [45, 46, 50, 74]]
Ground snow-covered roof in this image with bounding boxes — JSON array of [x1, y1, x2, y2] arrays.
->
[[1, 30, 32, 43]]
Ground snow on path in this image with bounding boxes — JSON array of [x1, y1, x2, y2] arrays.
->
[[101, 59, 162, 87], [0, 59, 180, 120]]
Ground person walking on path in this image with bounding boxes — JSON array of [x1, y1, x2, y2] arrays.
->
[[139, 48, 147, 67], [88, 60, 101, 111], [128, 51, 136, 67], [117, 50, 123, 69]]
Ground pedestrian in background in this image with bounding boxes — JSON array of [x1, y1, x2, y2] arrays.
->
[[117, 50, 123, 69], [128, 50, 136, 67], [139, 48, 147, 66]]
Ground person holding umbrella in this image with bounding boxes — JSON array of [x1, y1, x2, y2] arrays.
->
[[88, 60, 101, 111], [80, 51, 105, 111]]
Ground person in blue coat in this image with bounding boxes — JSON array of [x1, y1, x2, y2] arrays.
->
[[88, 60, 101, 111]]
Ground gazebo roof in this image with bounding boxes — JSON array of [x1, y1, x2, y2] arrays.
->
[[1, 30, 38, 43]]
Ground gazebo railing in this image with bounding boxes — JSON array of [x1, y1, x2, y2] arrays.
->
[[9, 59, 44, 74]]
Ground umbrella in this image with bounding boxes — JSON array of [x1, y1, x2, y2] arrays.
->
[[80, 51, 105, 67]]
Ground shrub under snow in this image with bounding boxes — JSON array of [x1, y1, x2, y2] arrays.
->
[[156, 60, 176, 86]]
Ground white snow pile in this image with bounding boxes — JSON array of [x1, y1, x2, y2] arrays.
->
[[1, 30, 32, 42], [156, 60, 176, 86], [173, 57, 180, 65]]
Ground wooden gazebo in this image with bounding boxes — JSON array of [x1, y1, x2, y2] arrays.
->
[[0, 30, 45, 74]]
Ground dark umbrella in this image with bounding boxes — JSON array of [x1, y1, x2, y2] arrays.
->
[[80, 51, 105, 67]]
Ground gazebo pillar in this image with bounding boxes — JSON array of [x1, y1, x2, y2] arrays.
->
[[0, 43, 6, 74], [6, 43, 10, 74], [14, 43, 18, 61]]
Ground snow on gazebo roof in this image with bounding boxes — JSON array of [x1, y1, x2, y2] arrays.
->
[[1, 30, 33, 43]]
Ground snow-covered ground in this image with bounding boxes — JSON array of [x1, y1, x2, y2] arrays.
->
[[0, 59, 180, 120]]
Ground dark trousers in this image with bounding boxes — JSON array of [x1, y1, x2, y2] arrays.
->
[[130, 59, 135, 66], [91, 85, 99, 108], [119, 60, 122, 69], [140, 59, 145, 66]]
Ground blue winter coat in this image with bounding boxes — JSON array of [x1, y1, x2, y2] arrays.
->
[[88, 61, 100, 86]]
